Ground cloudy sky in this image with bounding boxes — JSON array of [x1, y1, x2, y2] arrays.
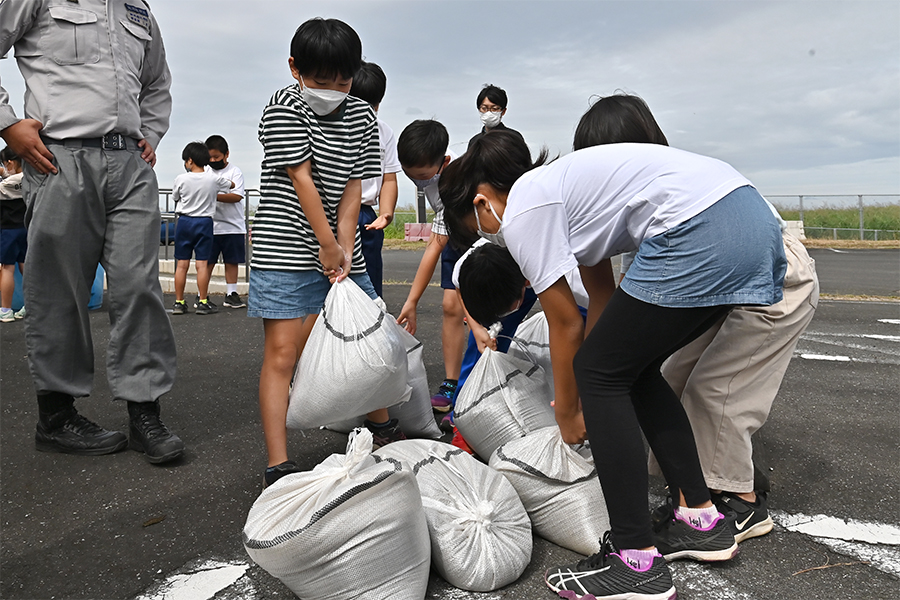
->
[[2, 0, 898, 208]]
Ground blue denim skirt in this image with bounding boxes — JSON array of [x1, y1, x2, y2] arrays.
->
[[248, 269, 377, 319], [620, 186, 786, 308]]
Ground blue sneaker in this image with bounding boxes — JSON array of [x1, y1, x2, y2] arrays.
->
[[430, 379, 457, 413]]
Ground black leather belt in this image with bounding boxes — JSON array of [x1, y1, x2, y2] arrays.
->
[[41, 134, 137, 150]]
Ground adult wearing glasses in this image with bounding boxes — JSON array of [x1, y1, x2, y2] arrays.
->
[[467, 84, 526, 150]]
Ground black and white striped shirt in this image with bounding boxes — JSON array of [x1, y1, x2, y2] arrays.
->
[[251, 84, 381, 272]]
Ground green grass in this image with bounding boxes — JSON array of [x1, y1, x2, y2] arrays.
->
[[776, 205, 900, 230], [384, 211, 434, 239]]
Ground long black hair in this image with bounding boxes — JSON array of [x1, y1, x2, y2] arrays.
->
[[440, 129, 549, 250]]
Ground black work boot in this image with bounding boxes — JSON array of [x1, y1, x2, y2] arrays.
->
[[127, 400, 184, 464], [35, 392, 128, 455]]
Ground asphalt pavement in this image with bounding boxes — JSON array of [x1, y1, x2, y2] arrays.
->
[[0, 247, 898, 600]]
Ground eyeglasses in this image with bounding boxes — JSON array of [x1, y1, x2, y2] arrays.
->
[[478, 105, 503, 113]]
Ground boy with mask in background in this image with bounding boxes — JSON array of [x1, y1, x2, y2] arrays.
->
[[205, 134, 247, 309], [467, 84, 525, 150]]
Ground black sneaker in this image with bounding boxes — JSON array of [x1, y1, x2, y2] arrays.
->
[[652, 498, 739, 562], [35, 409, 128, 456], [713, 491, 774, 543], [127, 400, 184, 464], [364, 418, 407, 449], [545, 532, 676, 600], [195, 298, 218, 315], [263, 460, 303, 488], [172, 300, 188, 315], [222, 292, 246, 309]]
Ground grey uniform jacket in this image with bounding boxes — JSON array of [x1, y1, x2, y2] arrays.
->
[[0, 0, 172, 149]]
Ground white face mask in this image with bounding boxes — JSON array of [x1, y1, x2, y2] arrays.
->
[[300, 76, 348, 116], [474, 196, 506, 247], [481, 110, 502, 129]]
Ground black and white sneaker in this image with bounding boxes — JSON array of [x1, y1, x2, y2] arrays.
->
[[545, 532, 676, 600], [195, 298, 219, 315], [652, 498, 738, 562], [172, 300, 188, 315], [222, 291, 246, 309], [713, 491, 774, 543]]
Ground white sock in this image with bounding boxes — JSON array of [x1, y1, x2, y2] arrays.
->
[[227, 283, 237, 295]]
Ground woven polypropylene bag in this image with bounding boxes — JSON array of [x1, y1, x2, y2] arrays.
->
[[286, 278, 410, 429], [325, 323, 441, 439], [506, 311, 554, 392], [489, 426, 610, 556], [376, 439, 532, 592], [454, 347, 555, 460], [243, 429, 431, 599]]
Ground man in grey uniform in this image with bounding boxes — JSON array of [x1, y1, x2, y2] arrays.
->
[[0, 0, 183, 463]]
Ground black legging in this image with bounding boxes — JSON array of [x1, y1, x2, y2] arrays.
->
[[573, 288, 732, 549]]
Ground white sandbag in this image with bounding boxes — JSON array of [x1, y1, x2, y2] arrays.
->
[[507, 311, 554, 392], [376, 439, 532, 592], [454, 347, 555, 460], [243, 429, 431, 600], [325, 324, 442, 439], [286, 278, 410, 429], [489, 425, 610, 556]]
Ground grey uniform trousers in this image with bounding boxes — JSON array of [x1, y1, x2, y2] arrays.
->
[[651, 232, 819, 492], [23, 139, 176, 403]]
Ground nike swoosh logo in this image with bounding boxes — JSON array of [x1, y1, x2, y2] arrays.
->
[[736, 513, 755, 530]]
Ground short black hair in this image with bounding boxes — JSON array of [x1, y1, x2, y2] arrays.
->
[[573, 94, 668, 150], [0, 146, 20, 164], [204, 135, 229, 154], [397, 119, 449, 168], [350, 61, 387, 107], [476, 84, 508, 109], [458, 244, 526, 327], [441, 129, 549, 250], [290, 18, 362, 81], [182, 142, 209, 167]]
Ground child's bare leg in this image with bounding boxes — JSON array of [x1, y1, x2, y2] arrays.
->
[[174, 259, 190, 302], [195, 260, 211, 300], [259, 315, 318, 466], [366, 408, 390, 423], [224, 262, 238, 285], [441, 288, 466, 380], [0, 264, 14, 308]]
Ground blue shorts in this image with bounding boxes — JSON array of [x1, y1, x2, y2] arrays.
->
[[0, 227, 27, 264], [440, 243, 463, 290], [209, 233, 246, 264], [248, 269, 378, 319], [174, 215, 214, 261], [621, 186, 786, 308]]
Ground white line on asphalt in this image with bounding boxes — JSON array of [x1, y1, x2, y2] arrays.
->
[[826, 248, 850, 253], [862, 334, 900, 342], [669, 562, 756, 600], [878, 319, 900, 325], [774, 512, 900, 545], [800, 353, 852, 361], [134, 560, 250, 600], [806, 537, 900, 579]]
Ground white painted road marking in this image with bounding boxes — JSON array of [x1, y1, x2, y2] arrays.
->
[[877, 319, 900, 325], [800, 353, 852, 361], [135, 560, 249, 600]]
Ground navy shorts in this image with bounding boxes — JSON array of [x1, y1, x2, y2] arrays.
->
[[440, 243, 463, 290], [174, 215, 214, 261], [209, 233, 246, 264], [0, 227, 27, 264]]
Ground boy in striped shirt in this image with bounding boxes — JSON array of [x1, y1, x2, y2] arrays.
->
[[248, 18, 403, 487]]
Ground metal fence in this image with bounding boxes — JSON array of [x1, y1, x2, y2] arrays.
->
[[767, 194, 899, 241]]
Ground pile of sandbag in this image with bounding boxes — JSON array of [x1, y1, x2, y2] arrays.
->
[[376, 439, 532, 592], [454, 347, 555, 459], [325, 324, 441, 439], [286, 278, 410, 430], [243, 429, 431, 599], [490, 425, 610, 556], [506, 311, 554, 392]]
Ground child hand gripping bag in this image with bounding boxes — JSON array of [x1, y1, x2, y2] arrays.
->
[[376, 439, 532, 592], [243, 428, 431, 599], [286, 277, 410, 429], [324, 321, 442, 439], [489, 425, 610, 556], [453, 347, 556, 460]]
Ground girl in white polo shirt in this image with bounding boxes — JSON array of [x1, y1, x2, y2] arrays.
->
[[440, 130, 786, 600]]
